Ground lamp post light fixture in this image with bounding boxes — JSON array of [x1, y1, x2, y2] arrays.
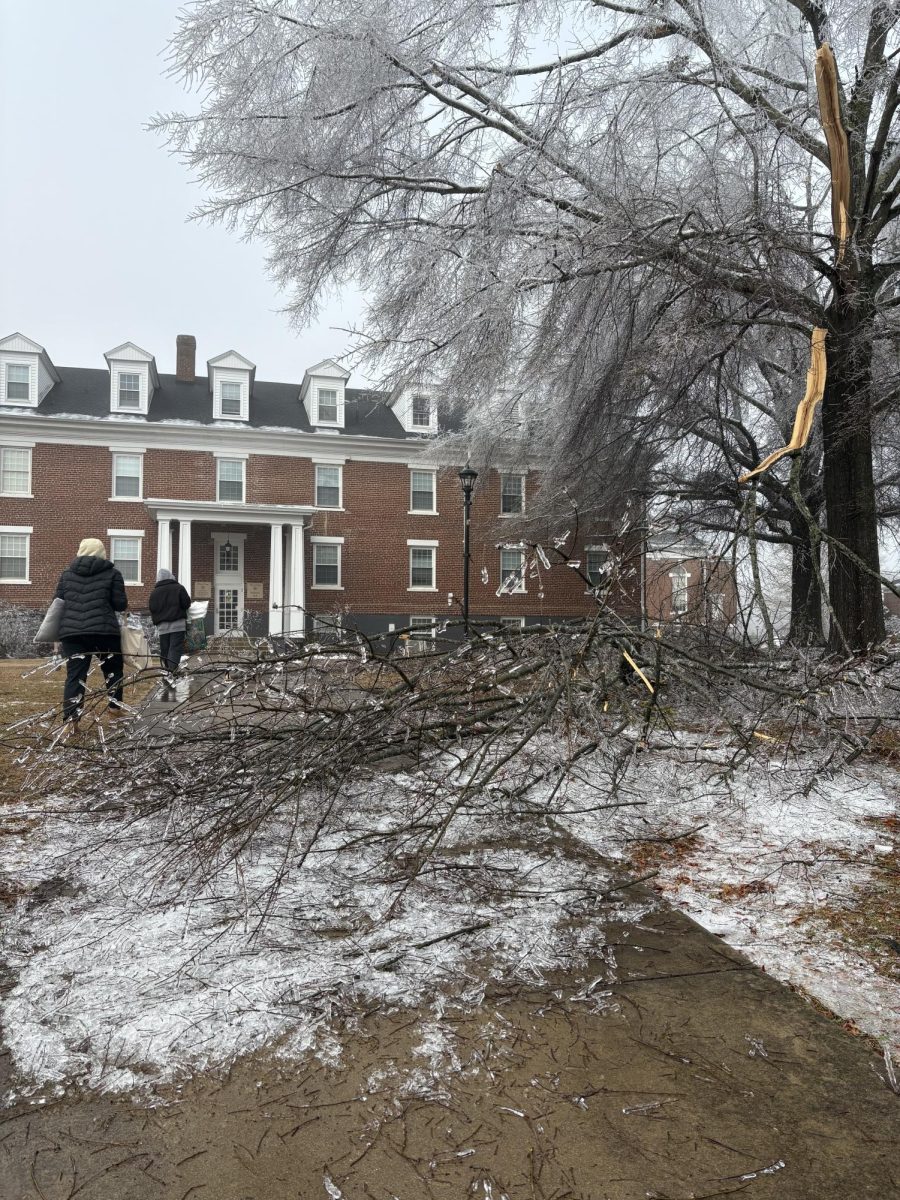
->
[[458, 462, 478, 634]]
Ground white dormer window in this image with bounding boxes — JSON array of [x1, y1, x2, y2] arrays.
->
[[0, 334, 60, 408], [220, 381, 242, 417], [118, 373, 141, 409], [316, 387, 339, 423], [104, 342, 157, 415], [6, 364, 30, 402], [209, 352, 254, 421], [390, 386, 438, 434], [411, 395, 432, 428], [301, 359, 350, 429]]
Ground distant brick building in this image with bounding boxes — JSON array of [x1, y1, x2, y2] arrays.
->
[[645, 533, 738, 628], [0, 331, 734, 640]]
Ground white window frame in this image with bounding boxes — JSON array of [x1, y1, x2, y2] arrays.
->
[[408, 539, 438, 591], [585, 544, 611, 589], [500, 615, 526, 629], [311, 536, 344, 589], [315, 463, 343, 509], [0, 526, 32, 584], [670, 566, 690, 616], [216, 456, 247, 504], [410, 394, 433, 429], [110, 451, 143, 501], [409, 469, 437, 514], [116, 371, 142, 411], [108, 529, 145, 586], [4, 362, 33, 406], [315, 386, 340, 425], [499, 546, 527, 594], [0, 445, 33, 497], [213, 373, 250, 421], [499, 473, 525, 516]]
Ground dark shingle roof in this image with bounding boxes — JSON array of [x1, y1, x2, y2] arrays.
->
[[24, 367, 414, 439]]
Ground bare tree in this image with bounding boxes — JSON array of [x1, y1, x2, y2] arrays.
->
[[158, 0, 900, 649]]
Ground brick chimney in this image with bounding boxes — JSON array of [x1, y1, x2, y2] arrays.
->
[[175, 334, 196, 382]]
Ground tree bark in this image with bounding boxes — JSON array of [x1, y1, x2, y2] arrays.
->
[[788, 518, 824, 646], [820, 293, 885, 651]]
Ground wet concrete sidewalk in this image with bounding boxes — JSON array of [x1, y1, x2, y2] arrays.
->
[[1, 903, 897, 1200]]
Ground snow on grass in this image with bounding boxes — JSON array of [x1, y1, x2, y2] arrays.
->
[[0, 783, 648, 1098], [1, 737, 897, 1098], [552, 738, 900, 1058]]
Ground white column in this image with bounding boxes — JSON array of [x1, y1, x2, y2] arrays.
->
[[289, 523, 306, 637], [269, 523, 284, 636], [156, 519, 172, 573], [178, 519, 192, 591]]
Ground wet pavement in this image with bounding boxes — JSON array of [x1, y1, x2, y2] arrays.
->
[[1, 903, 897, 1199]]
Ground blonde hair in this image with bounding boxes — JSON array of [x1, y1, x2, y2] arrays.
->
[[77, 538, 106, 559]]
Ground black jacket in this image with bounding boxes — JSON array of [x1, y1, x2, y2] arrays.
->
[[55, 557, 128, 638], [148, 578, 191, 626]]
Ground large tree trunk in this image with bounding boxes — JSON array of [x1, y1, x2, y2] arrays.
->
[[820, 294, 884, 651], [788, 518, 824, 646]]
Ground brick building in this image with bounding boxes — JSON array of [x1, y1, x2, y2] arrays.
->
[[0, 331, 655, 640]]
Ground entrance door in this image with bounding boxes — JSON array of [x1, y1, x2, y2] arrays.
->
[[213, 534, 245, 634]]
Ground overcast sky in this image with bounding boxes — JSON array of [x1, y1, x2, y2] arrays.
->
[[0, 0, 367, 383]]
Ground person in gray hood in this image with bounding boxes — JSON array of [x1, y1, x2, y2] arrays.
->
[[54, 538, 128, 726], [148, 567, 192, 674]]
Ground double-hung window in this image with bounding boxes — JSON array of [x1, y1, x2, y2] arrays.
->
[[411, 395, 432, 428], [500, 547, 526, 593], [109, 533, 143, 585], [316, 387, 338, 423], [5, 364, 30, 403], [670, 566, 689, 615], [220, 380, 243, 418], [217, 458, 245, 503], [112, 453, 142, 499], [0, 529, 30, 582], [500, 474, 524, 515], [585, 547, 610, 587], [409, 469, 436, 513], [0, 447, 32, 496], [315, 464, 342, 508], [409, 542, 437, 590], [312, 540, 342, 588], [117, 373, 141, 410]]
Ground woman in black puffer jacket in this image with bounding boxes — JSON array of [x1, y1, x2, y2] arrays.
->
[[54, 538, 128, 726]]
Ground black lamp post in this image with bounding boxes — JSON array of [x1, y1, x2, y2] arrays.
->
[[458, 462, 478, 634]]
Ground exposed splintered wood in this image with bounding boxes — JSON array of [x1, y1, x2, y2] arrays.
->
[[740, 328, 827, 482], [815, 43, 851, 266]]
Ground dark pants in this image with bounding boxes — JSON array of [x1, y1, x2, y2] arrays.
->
[[159, 630, 186, 674], [61, 635, 124, 721]]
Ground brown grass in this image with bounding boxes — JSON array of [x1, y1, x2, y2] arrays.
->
[[0, 657, 153, 804], [797, 815, 900, 985]]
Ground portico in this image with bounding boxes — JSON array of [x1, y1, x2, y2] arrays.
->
[[146, 499, 315, 636]]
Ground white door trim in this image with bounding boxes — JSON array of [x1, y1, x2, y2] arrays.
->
[[212, 532, 247, 634]]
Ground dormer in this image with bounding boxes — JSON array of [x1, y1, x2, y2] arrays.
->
[[208, 350, 255, 421], [0, 333, 60, 408], [104, 342, 158, 416], [389, 385, 438, 435], [301, 359, 350, 429]]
